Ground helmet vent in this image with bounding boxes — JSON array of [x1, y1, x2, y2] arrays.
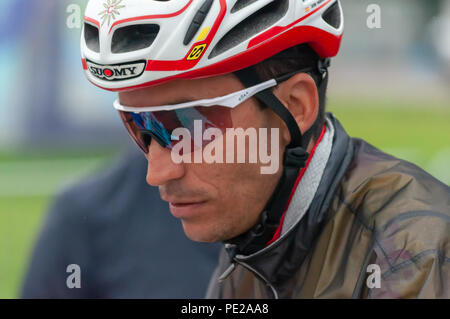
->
[[209, 0, 288, 59], [322, 1, 341, 29], [111, 24, 160, 54], [184, 0, 214, 45], [231, 0, 260, 13], [84, 23, 100, 53]]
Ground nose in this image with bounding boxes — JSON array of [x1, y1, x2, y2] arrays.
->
[[146, 140, 185, 186]]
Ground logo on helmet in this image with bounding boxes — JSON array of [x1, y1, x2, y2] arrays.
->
[[86, 60, 146, 81], [99, 0, 125, 27], [187, 44, 207, 61]]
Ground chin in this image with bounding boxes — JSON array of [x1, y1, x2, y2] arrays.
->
[[180, 220, 225, 243]]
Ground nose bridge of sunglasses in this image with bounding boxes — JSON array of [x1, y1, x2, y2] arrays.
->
[[142, 130, 169, 149]]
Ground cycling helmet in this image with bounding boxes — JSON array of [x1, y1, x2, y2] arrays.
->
[[81, 0, 343, 92]]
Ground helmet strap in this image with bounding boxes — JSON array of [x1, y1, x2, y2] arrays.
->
[[234, 67, 304, 148]]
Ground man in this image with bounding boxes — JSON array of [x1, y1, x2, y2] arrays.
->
[[21, 149, 220, 298], [81, 0, 449, 298]]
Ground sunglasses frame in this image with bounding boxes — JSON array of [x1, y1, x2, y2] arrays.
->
[[113, 78, 279, 114], [115, 68, 317, 153]]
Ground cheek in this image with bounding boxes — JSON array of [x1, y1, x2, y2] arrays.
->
[[231, 100, 264, 128], [200, 161, 275, 217], [188, 160, 262, 213]]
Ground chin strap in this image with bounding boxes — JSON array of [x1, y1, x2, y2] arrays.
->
[[223, 59, 329, 257]]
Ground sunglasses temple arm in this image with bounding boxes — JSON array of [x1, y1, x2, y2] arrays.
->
[[275, 67, 317, 84]]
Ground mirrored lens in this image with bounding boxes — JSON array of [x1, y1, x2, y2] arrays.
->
[[118, 111, 149, 154], [118, 105, 232, 154]]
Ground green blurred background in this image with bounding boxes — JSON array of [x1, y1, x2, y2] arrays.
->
[[0, 0, 449, 298]]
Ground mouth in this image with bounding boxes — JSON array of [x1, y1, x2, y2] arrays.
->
[[168, 200, 208, 219]]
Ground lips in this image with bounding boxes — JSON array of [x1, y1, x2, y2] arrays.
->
[[168, 200, 208, 219], [170, 201, 205, 207]]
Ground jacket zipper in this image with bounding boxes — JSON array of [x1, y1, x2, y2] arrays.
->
[[237, 259, 279, 299], [218, 258, 279, 299]]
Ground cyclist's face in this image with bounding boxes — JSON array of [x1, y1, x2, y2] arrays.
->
[[119, 74, 288, 242]]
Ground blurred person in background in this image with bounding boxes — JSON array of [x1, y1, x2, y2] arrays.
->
[[21, 148, 220, 298], [80, 0, 449, 299]]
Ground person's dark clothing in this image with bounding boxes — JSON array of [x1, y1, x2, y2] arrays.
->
[[21, 150, 220, 298]]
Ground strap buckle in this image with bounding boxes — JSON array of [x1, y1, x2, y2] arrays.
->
[[318, 58, 331, 76]]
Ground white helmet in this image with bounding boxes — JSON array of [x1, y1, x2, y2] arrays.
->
[[81, 0, 344, 92]]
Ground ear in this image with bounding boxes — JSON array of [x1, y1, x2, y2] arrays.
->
[[273, 73, 319, 145]]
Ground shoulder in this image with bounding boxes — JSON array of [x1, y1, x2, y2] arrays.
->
[[340, 138, 449, 233], [341, 138, 449, 222], [337, 139, 449, 297]]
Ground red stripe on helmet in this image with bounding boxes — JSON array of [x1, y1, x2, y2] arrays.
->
[[108, 0, 194, 34], [82, 58, 88, 70], [145, 0, 227, 72], [84, 16, 100, 28]]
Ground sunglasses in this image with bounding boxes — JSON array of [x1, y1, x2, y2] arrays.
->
[[114, 69, 314, 154]]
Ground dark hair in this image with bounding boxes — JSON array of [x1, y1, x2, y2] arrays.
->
[[253, 44, 327, 142]]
